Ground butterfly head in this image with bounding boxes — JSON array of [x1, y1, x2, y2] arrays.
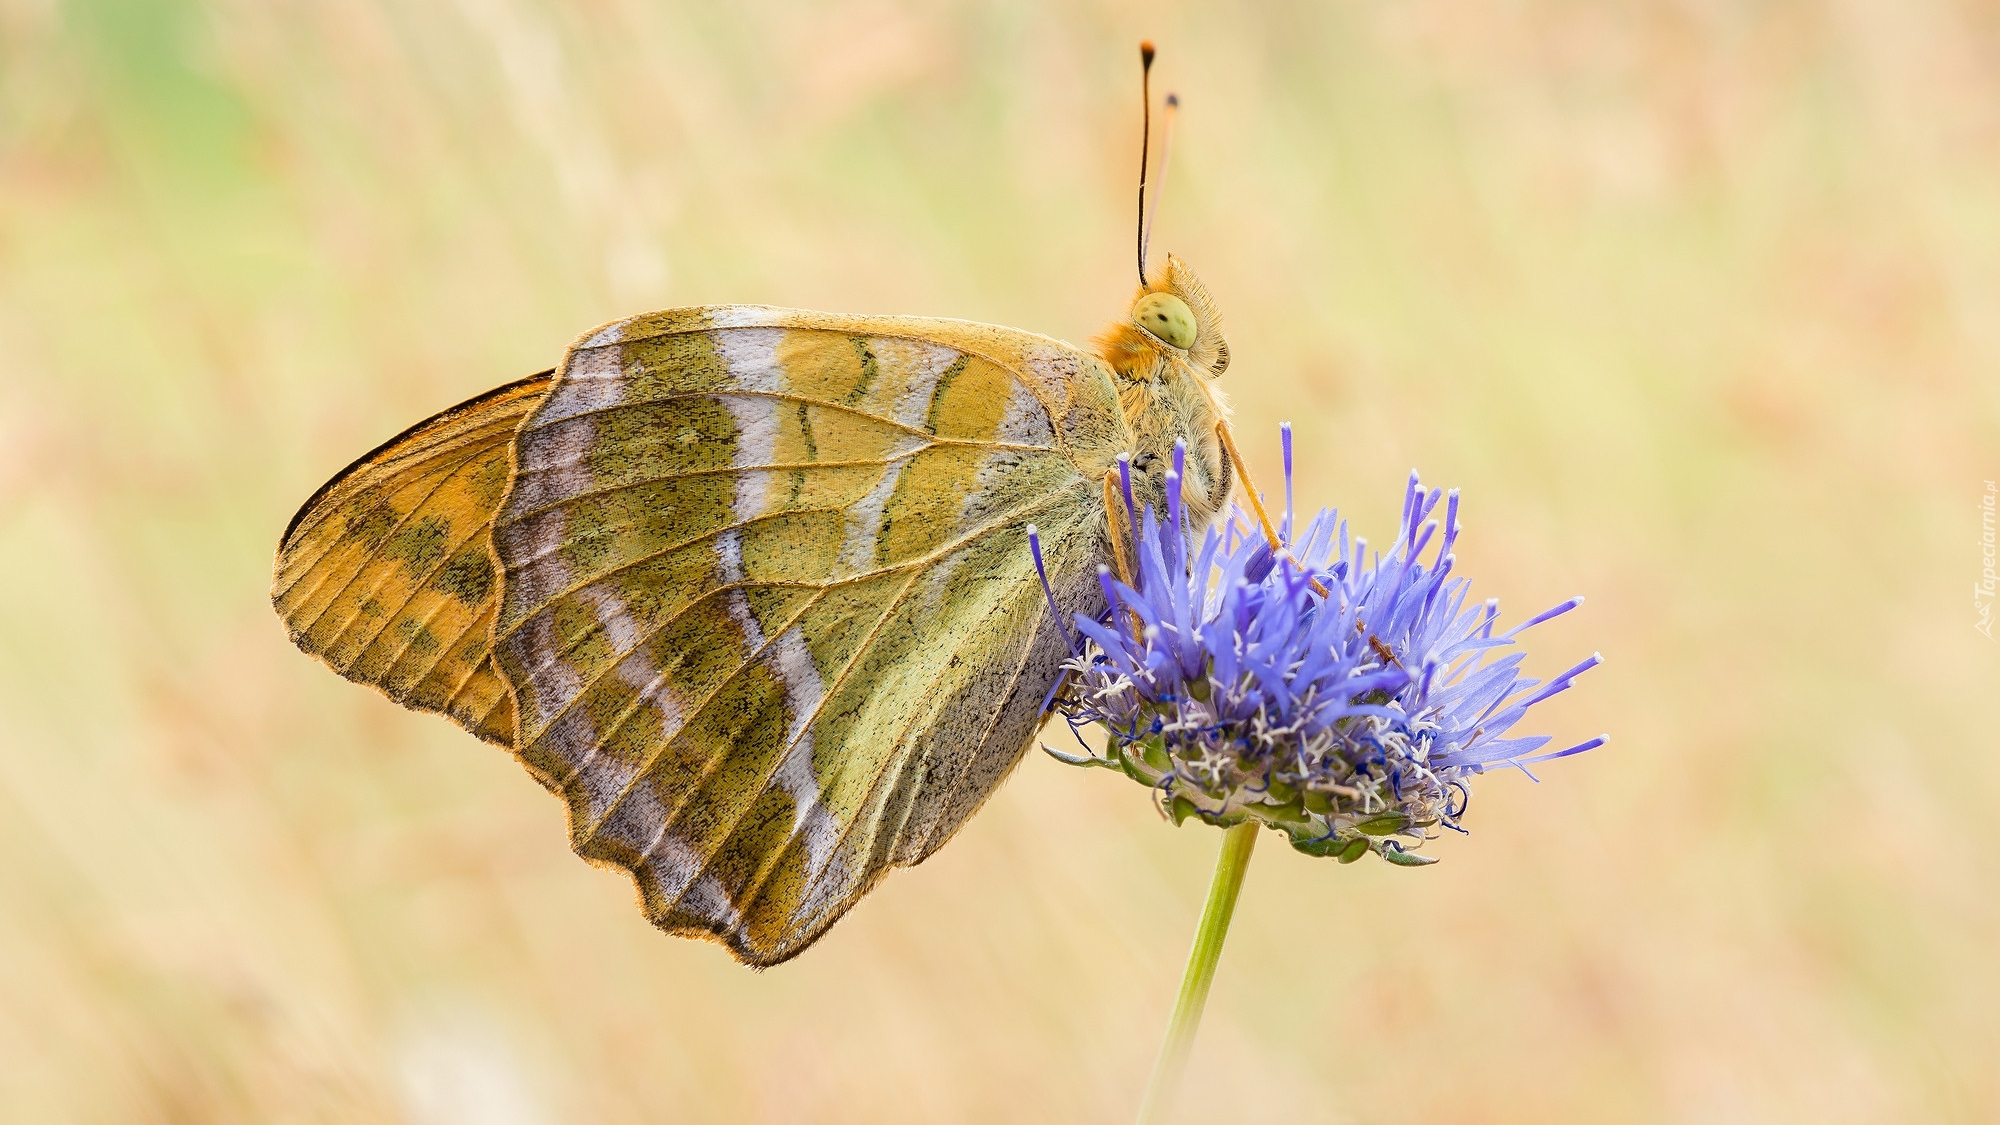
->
[[1094, 255, 1235, 530], [1098, 254, 1231, 384]]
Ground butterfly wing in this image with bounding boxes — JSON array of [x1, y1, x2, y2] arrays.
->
[[272, 372, 553, 748], [492, 307, 1125, 964]]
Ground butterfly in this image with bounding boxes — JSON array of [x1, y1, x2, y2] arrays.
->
[[270, 45, 1249, 966]]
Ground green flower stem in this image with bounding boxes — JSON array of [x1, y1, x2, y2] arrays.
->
[[1136, 821, 1259, 1125]]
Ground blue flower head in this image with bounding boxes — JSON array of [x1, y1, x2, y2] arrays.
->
[[1032, 427, 1605, 865]]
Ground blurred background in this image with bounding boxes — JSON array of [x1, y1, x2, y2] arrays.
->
[[2, 1, 1997, 1121]]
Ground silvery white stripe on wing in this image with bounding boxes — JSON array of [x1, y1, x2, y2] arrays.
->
[[716, 555, 830, 760], [642, 814, 744, 930], [714, 328, 789, 521], [515, 415, 597, 471], [705, 305, 776, 330], [502, 609, 584, 729], [493, 477, 586, 731], [506, 414, 596, 513], [833, 462, 906, 572], [615, 647, 690, 745], [582, 774, 665, 856], [764, 627, 826, 740], [537, 344, 626, 422], [683, 874, 744, 930], [510, 445, 585, 486], [912, 554, 962, 632], [772, 743, 839, 889], [581, 318, 630, 350], [714, 327, 788, 392], [869, 337, 960, 428], [796, 839, 854, 925], [716, 520, 838, 887], [716, 526, 746, 586], [548, 707, 632, 811], [646, 827, 703, 902], [554, 582, 690, 786], [495, 509, 574, 628], [993, 380, 1054, 445], [765, 627, 835, 883], [724, 409, 777, 519], [575, 582, 644, 654]]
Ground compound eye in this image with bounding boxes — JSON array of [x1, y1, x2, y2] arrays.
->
[[1132, 293, 1197, 349]]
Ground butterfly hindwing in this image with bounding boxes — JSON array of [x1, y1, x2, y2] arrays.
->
[[490, 307, 1124, 964], [272, 372, 554, 748]]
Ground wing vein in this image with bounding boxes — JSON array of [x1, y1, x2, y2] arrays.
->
[[890, 595, 1053, 865], [279, 418, 526, 557], [281, 433, 510, 629], [384, 588, 492, 701], [302, 443, 508, 658], [499, 448, 994, 539], [613, 583, 850, 849], [362, 521, 509, 682], [683, 489, 1075, 920], [523, 391, 1054, 452], [649, 566, 921, 892], [560, 583, 824, 798], [495, 504, 848, 660]]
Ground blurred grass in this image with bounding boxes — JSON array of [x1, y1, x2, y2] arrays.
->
[[2, 0, 1997, 1121]]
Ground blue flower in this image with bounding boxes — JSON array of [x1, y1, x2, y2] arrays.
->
[[1032, 426, 1604, 865]]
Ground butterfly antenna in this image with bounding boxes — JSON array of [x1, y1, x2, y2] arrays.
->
[[1216, 420, 1331, 599], [1140, 92, 1177, 282], [1136, 41, 1156, 287]]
